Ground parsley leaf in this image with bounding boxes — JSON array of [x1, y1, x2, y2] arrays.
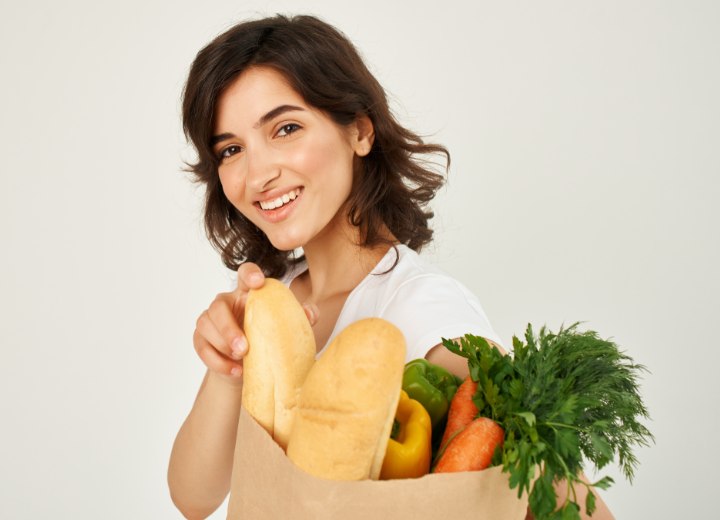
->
[[442, 323, 653, 520]]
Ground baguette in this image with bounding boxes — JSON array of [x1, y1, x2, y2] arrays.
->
[[241, 278, 316, 450], [286, 318, 406, 480]]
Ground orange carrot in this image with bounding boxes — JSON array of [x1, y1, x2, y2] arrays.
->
[[439, 376, 478, 453], [433, 417, 504, 473]]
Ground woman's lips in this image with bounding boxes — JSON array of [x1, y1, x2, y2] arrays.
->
[[258, 187, 302, 210], [255, 188, 303, 223]]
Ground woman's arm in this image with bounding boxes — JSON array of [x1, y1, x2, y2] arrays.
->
[[168, 371, 243, 519], [167, 264, 265, 519], [426, 341, 615, 520]]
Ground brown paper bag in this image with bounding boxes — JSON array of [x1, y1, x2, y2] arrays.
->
[[227, 408, 528, 519]]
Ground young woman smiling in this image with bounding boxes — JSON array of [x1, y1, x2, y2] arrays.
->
[[167, 14, 613, 520]]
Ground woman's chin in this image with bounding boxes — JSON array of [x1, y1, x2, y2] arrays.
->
[[267, 234, 306, 252]]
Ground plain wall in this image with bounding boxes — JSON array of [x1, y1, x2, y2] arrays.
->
[[1, 0, 718, 518]]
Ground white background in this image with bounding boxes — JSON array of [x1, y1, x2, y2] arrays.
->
[[1, 0, 718, 518]]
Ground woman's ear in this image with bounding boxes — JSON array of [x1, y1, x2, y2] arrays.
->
[[351, 114, 375, 157]]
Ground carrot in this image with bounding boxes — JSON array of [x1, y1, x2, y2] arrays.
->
[[438, 376, 478, 453], [433, 417, 504, 473]]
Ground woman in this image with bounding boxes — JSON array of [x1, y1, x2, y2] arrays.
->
[[167, 14, 613, 520]]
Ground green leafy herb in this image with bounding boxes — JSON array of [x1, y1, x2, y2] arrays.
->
[[442, 323, 653, 520]]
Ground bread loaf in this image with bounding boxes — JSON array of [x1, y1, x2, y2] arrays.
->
[[241, 278, 316, 450], [286, 318, 406, 480]]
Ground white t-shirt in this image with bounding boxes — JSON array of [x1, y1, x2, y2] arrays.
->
[[281, 244, 502, 361]]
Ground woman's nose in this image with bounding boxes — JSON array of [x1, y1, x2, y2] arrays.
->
[[245, 147, 281, 192]]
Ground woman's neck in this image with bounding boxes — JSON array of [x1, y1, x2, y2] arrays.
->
[[298, 217, 394, 304]]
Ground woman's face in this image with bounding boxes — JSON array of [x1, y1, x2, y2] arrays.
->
[[212, 66, 373, 252]]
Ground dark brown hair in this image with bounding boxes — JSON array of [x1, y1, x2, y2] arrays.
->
[[182, 14, 449, 277]]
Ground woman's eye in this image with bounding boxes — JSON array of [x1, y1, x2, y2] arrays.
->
[[277, 123, 301, 137], [219, 145, 242, 159]]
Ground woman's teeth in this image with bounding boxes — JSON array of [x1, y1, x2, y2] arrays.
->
[[259, 188, 300, 210]]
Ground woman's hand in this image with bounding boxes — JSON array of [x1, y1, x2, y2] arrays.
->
[[193, 263, 266, 382], [192, 262, 319, 382]]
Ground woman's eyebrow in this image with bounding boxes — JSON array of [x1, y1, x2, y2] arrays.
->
[[253, 104, 305, 129], [210, 133, 234, 147]]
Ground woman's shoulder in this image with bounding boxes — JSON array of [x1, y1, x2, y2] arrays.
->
[[328, 244, 502, 360], [373, 245, 502, 354], [356, 245, 494, 329], [366, 245, 475, 303]]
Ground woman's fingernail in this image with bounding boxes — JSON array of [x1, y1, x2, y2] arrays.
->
[[231, 337, 247, 358], [230, 366, 243, 377]]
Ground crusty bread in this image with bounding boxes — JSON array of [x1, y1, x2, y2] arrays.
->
[[242, 278, 316, 450], [286, 318, 406, 480]]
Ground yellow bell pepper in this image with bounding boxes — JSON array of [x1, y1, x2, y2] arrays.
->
[[380, 390, 432, 479]]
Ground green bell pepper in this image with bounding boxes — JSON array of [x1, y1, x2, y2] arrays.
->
[[402, 359, 463, 428]]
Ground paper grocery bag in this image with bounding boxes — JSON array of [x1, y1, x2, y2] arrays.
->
[[227, 408, 528, 520]]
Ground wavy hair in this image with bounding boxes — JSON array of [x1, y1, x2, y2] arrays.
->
[[182, 14, 449, 277]]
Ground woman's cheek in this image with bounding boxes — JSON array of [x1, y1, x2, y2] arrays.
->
[[285, 138, 322, 176], [218, 173, 249, 215]]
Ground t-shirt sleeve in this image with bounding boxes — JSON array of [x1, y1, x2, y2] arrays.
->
[[377, 274, 503, 361]]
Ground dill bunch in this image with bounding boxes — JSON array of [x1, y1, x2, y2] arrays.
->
[[443, 323, 653, 519]]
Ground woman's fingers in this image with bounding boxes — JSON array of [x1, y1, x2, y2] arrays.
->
[[195, 310, 232, 356], [206, 293, 248, 360], [223, 263, 265, 327], [236, 262, 265, 293], [190, 263, 268, 378], [193, 329, 243, 378], [303, 302, 319, 326]]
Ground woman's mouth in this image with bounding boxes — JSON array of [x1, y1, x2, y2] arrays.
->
[[254, 187, 303, 223], [258, 188, 302, 210]]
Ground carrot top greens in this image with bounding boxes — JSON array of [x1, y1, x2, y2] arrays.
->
[[442, 323, 653, 520]]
